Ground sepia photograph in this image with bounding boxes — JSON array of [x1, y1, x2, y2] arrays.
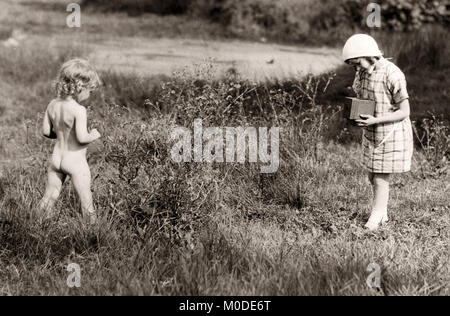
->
[[0, 0, 449, 299]]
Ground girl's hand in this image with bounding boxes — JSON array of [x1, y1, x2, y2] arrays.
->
[[355, 115, 379, 127]]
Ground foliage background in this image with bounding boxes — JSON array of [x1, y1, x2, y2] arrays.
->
[[83, 0, 450, 44]]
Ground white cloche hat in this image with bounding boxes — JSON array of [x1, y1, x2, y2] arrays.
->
[[342, 34, 383, 62]]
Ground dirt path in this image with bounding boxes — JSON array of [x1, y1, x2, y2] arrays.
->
[[15, 33, 342, 81], [88, 37, 342, 81], [2, 0, 343, 81]]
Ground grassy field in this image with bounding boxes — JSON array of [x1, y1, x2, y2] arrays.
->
[[0, 1, 449, 296]]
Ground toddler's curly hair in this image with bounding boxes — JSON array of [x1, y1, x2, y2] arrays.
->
[[55, 58, 101, 99]]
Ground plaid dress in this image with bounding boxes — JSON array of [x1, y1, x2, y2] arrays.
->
[[352, 58, 413, 173]]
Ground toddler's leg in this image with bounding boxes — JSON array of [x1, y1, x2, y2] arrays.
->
[[365, 173, 390, 230], [71, 165, 97, 225], [39, 167, 66, 217]]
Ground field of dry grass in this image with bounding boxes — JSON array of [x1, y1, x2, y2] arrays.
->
[[0, 0, 449, 296]]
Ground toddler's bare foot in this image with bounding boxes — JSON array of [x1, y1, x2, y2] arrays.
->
[[84, 212, 98, 226], [44, 209, 58, 221], [37, 202, 57, 221]]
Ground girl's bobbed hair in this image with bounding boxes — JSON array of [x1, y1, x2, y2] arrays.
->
[[55, 58, 101, 99]]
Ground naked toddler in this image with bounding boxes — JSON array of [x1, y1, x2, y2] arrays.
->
[[39, 58, 101, 224]]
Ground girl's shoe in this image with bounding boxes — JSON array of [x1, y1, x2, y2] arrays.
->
[[364, 212, 389, 231]]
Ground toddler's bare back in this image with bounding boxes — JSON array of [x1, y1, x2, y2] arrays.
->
[[47, 99, 87, 152], [45, 99, 100, 175]]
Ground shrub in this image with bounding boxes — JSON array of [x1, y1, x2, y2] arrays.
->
[[219, 0, 312, 42], [380, 0, 449, 31], [82, 0, 192, 15], [310, 0, 449, 32], [189, 0, 448, 44], [189, 0, 233, 24]]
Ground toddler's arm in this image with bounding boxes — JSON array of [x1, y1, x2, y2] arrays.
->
[[75, 106, 101, 144], [43, 109, 57, 139]]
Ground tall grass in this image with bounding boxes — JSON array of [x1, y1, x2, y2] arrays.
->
[[375, 26, 450, 72]]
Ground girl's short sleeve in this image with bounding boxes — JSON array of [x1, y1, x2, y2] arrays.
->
[[387, 68, 409, 104]]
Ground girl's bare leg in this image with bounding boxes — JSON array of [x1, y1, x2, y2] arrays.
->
[[365, 173, 390, 230], [71, 164, 97, 225], [39, 167, 66, 218]]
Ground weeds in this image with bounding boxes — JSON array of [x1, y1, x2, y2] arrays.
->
[[413, 114, 450, 178]]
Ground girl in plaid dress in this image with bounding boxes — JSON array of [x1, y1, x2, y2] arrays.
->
[[342, 34, 413, 230]]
